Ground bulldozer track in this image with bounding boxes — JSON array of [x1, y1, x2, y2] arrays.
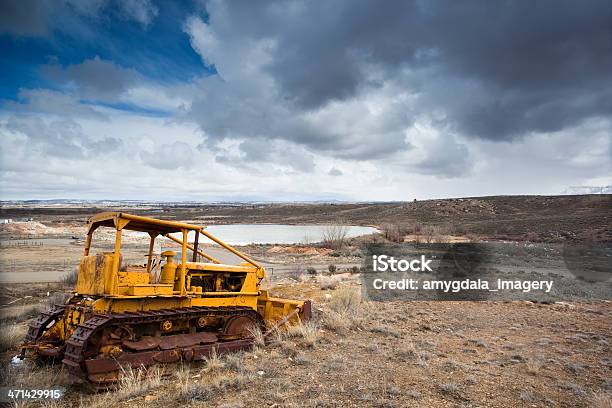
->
[[25, 305, 66, 342], [62, 306, 263, 384]]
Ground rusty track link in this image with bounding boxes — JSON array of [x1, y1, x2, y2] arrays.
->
[[62, 306, 263, 384], [25, 305, 66, 342]]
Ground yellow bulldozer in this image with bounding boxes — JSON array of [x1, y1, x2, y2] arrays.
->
[[21, 212, 311, 387]]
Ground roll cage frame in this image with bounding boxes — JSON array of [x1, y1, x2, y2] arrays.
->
[[83, 212, 262, 296]]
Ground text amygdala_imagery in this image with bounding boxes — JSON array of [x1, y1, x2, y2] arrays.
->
[[371, 278, 554, 293]]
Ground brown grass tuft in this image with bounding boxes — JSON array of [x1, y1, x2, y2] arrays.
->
[[590, 392, 612, 408], [0, 323, 27, 352], [322, 287, 362, 334], [116, 366, 163, 400], [285, 322, 320, 348], [202, 348, 226, 372], [328, 287, 361, 314]]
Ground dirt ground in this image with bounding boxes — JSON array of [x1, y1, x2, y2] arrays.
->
[[1, 280, 610, 407], [0, 196, 610, 407]]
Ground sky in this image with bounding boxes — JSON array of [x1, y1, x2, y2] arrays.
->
[[0, 0, 610, 201]]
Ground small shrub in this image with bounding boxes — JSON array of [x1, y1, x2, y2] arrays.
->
[[566, 362, 585, 374], [285, 322, 319, 348], [182, 382, 213, 402], [468, 338, 488, 348], [396, 343, 416, 361], [320, 276, 338, 290], [439, 382, 458, 395], [328, 264, 337, 274], [306, 267, 317, 275], [422, 226, 439, 243], [381, 223, 404, 243], [61, 268, 78, 286], [322, 309, 351, 334], [180, 370, 252, 403], [328, 288, 361, 314], [406, 389, 422, 400], [558, 382, 586, 396], [526, 360, 542, 375], [322, 288, 362, 334], [321, 225, 349, 250], [294, 353, 311, 365], [2, 360, 68, 389], [388, 385, 401, 396], [288, 264, 305, 280]]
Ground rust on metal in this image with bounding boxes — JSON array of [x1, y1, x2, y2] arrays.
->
[[122, 336, 161, 351], [219, 315, 257, 341], [59, 307, 263, 385]]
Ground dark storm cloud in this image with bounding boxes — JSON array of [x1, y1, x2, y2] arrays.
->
[[0, 0, 158, 37], [203, 0, 612, 141], [412, 135, 472, 178]]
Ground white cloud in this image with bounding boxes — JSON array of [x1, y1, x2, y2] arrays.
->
[[1, 1, 611, 201], [118, 0, 158, 27]]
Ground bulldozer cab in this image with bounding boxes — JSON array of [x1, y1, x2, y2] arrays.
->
[[78, 212, 265, 297]]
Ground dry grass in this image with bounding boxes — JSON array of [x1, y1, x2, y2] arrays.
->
[[0, 323, 26, 352], [526, 359, 542, 375], [0, 303, 44, 324], [116, 366, 163, 400], [61, 268, 78, 286], [319, 276, 338, 290], [177, 365, 253, 403], [64, 366, 165, 408], [224, 352, 247, 372], [328, 287, 361, 314], [1, 360, 68, 389], [590, 392, 612, 408], [248, 325, 265, 348], [285, 322, 320, 348], [319, 273, 355, 290], [203, 349, 226, 372], [439, 382, 459, 395], [2, 278, 608, 407], [46, 292, 70, 308], [322, 287, 362, 334]]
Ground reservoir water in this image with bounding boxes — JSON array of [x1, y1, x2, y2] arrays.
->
[[186, 224, 379, 245]]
